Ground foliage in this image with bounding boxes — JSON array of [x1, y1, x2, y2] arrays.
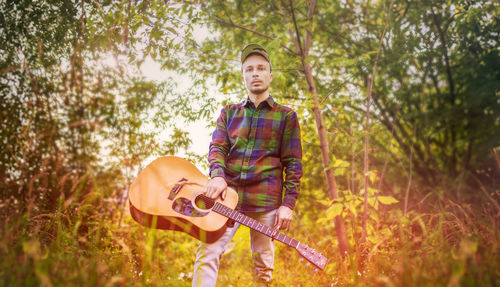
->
[[364, 0, 500, 192]]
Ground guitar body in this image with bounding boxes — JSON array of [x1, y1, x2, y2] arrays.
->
[[128, 156, 238, 243]]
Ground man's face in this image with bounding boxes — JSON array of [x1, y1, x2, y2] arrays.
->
[[241, 54, 272, 96]]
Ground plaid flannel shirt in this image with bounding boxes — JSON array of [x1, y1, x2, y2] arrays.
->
[[209, 96, 303, 212]]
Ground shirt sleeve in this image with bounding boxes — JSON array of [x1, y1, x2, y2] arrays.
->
[[280, 110, 303, 210], [208, 106, 230, 179]]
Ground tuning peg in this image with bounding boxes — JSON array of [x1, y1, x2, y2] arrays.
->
[[306, 262, 311, 266], [299, 257, 304, 262], [314, 268, 319, 272]]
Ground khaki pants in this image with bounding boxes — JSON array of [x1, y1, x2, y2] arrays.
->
[[192, 209, 278, 287]]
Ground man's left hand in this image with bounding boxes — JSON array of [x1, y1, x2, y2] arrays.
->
[[273, 205, 293, 233]]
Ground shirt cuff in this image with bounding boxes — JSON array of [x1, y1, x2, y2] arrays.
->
[[210, 168, 225, 179], [282, 196, 297, 210]]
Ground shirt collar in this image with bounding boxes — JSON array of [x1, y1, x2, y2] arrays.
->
[[241, 96, 275, 109]]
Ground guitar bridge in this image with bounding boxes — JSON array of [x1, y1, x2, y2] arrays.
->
[[168, 178, 188, 200]]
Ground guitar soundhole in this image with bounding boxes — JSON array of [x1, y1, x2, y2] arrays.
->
[[194, 194, 215, 210]]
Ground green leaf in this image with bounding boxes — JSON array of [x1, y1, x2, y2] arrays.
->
[[346, 200, 360, 216], [318, 199, 334, 206], [365, 170, 378, 184], [367, 197, 377, 209], [166, 26, 177, 35], [367, 187, 379, 195], [326, 203, 343, 220], [377, 196, 399, 205]]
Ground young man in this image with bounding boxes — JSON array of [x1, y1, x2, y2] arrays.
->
[[192, 43, 303, 287]]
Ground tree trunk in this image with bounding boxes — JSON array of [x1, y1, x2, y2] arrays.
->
[[295, 0, 349, 258], [361, 0, 393, 243], [304, 62, 349, 257], [285, 0, 349, 257]]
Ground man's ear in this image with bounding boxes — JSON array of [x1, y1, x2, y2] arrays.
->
[[270, 72, 273, 82], [241, 75, 245, 84]]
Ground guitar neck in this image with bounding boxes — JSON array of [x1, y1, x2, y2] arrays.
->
[[212, 202, 299, 248], [194, 195, 327, 271]]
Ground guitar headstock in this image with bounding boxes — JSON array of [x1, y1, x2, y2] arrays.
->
[[296, 243, 328, 271]]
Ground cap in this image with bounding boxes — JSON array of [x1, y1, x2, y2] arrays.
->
[[240, 43, 271, 65]]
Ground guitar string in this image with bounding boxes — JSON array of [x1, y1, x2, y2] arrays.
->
[[190, 187, 326, 268]]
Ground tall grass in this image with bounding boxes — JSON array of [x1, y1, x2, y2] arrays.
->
[[0, 189, 199, 286], [1, 173, 498, 286]]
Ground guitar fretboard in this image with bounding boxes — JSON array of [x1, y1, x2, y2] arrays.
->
[[212, 201, 300, 248], [194, 194, 327, 271]]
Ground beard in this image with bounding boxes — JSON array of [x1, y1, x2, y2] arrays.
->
[[249, 84, 269, 95]]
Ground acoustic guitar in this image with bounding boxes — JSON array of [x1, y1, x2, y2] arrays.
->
[[128, 156, 327, 271]]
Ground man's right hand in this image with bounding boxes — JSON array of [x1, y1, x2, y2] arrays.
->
[[202, 176, 228, 200]]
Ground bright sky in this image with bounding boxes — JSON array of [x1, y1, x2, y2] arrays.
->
[[99, 24, 227, 175], [139, 56, 213, 158], [136, 25, 220, 171]]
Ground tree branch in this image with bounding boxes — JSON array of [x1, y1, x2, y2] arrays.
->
[[212, 16, 297, 55], [289, 0, 304, 57], [279, 0, 300, 55], [303, 0, 317, 57]]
